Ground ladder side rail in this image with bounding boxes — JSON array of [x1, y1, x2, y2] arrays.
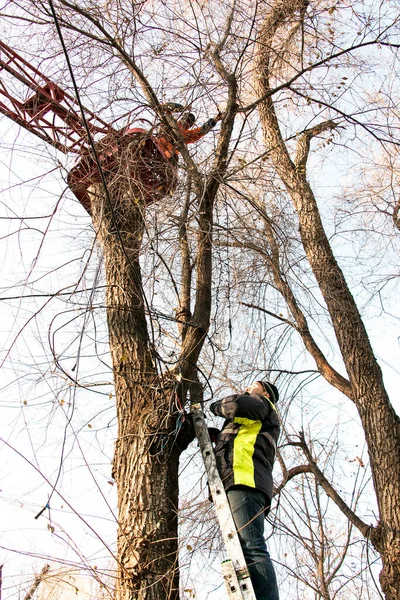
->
[[190, 403, 257, 600]]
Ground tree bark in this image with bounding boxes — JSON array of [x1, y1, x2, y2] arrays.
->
[[90, 151, 180, 600], [254, 2, 400, 598]]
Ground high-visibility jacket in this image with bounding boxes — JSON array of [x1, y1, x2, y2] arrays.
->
[[210, 393, 280, 506]]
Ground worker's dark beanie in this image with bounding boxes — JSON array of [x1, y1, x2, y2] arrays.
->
[[258, 381, 279, 404]]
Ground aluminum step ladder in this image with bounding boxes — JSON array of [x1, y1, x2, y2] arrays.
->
[[190, 403, 257, 600]]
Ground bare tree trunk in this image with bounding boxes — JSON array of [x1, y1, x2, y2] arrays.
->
[[90, 156, 180, 600], [254, 2, 400, 598]]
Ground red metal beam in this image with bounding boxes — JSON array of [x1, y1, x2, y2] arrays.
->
[[0, 40, 115, 153]]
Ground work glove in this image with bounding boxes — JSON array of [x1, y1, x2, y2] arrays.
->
[[207, 427, 220, 444], [175, 412, 196, 452]]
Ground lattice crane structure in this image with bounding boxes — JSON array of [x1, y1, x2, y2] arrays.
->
[[0, 40, 178, 213]]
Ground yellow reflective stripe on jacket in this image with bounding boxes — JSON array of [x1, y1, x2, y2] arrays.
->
[[232, 417, 262, 488]]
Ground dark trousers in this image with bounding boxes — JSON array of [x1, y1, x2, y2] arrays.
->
[[227, 489, 279, 600]]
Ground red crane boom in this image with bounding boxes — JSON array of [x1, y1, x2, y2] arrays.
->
[[0, 40, 219, 214], [0, 40, 114, 154], [0, 39, 178, 213]]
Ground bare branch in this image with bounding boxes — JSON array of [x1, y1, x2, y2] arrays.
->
[[294, 120, 339, 175], [274, 449, 313, 495], [295, 432, 372, 540], [23, 565, 50, 600]]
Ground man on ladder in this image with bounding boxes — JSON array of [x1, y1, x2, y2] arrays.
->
[[181, 380, 280, 599], [209, 380, 280, 600]]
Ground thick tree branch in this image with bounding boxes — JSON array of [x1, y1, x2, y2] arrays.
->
[[393, 197, 400, 231], [177, 177, 193, 340], [274, 449, 313, 495], [206, 47, 238, 193], [56, 0, 201, 175], [219, 225, 352, 397], [294, 120, 339, 175], [240, 39, 400, 114], [294, 432, 372, 540]]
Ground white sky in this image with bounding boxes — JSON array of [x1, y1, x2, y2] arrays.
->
[[1, 27, 400, 598]]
